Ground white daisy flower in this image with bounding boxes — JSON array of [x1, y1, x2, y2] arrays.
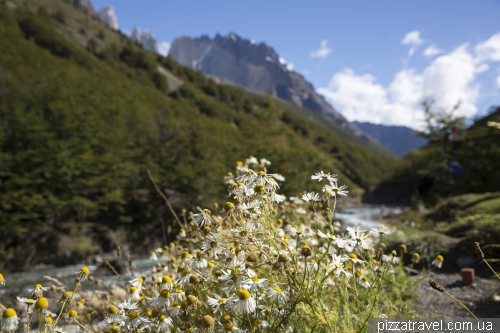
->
[[329, 254, 352, 278], [1, 308, 19, 332], [175, 270, 192, 288], [432, 255, 444, 268], [369, 226, 393, 237], [207, 294, 229, 313], [166, 302, 182, 316], [270, 192, 286, 203], [114, 299, 138, 311], [260, 158, 271, 165], [126, 286, 141, 302], [191, 207, 214, 228], [273, 174, 285, 182], [16, 297, 36, 305], [267, 287, 289, 305], [359, 276, 371, 288], [125, 311, 150, 330], [323, 182, 349, 196], [335, 235, 357, 252], [317, 230, 336, 241], [246, 156, 258, 165], [240, 272, 268, 292], [157, 315, 174, 332], [160, 275, 173, 290], [129, 277, 143, 289], [233, 289, 256, 314], [382, 254, 401, 264], [147, 289, 171, 309], [302, 192, 320, 202], [311, 171, 338, 183]]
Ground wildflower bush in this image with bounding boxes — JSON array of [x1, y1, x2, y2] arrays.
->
[[1, 157, 448, 333]]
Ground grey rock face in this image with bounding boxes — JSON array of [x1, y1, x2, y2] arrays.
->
[[130, 27, 159, 53], [141, 30, 159, 53], [131, 27, 142, 43], [99, 6, 119, 30], [169, 33, 372, 141], [72, 0, 97, 16]]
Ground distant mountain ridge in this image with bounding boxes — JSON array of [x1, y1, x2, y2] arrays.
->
[[169, 33, 374, 142], [352, 121, 428, 157]]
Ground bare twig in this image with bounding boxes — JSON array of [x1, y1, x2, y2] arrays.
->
[[147, 170, 184, 228]]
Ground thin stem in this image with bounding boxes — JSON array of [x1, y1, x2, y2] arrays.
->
[[147, 170, 184, 228], [443, 291, 478, 320], [482, 260, 500, 282]]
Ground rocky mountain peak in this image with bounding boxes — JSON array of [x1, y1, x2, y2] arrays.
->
[[129, 27, 159, 53], [99, 5, 118, 30], [169, 33, 372, 142]]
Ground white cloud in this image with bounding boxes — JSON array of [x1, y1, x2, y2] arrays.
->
[[474, 31, 500, 63], [159, 41, 171, 57], [402, 30, 424, 46], [310, 40, 331, 59], [423, 44, 444, 57], [318, 44, 481, 129], [402, 30, 424, 57]]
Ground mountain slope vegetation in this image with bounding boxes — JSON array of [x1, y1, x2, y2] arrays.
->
[[364, 107, 500, 205], [0, 1, 395, 270]]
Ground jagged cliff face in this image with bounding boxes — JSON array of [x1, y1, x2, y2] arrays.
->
[[99, 6, 118, 30], [169, 33, 372, 141], [130, 27, 159, 53]]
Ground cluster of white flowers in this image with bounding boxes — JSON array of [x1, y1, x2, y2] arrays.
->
[[0, 157, 447, 333], [97, 157, 434, 333]]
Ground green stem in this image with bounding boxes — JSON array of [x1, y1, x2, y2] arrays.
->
[[444, 291, 478, 320]]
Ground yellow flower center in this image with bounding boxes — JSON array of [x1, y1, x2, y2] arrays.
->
[[224, 202, 234, 211], [218, 298, 228, 303], [160, 290, 170, 298], [224, 323, 236, 331], [237, 289, 251, 300], [181, 252, 191, 259], [129, 286, 137, 293], [251, 276, 260, 282], [162, 276, 171, 283], [2, 308, 16, 318], [108, 305, 118, 314], [80, 267, 90, 275], [127, 311, 139, 319], [349, 254, 358, 260], [35, 298, 49, 309], [436, 255, 444, 262], [68, 310, 77, 318], [274, 287, 282, 293]]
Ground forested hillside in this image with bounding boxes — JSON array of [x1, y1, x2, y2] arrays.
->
[[364, 107, 500, 205], [0, 2, 395, 271]]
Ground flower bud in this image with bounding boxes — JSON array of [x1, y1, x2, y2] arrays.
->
[[300, 246, 312, 257]]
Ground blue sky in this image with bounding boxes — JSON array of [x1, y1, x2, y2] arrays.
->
[[91, 0, 500, 129]]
